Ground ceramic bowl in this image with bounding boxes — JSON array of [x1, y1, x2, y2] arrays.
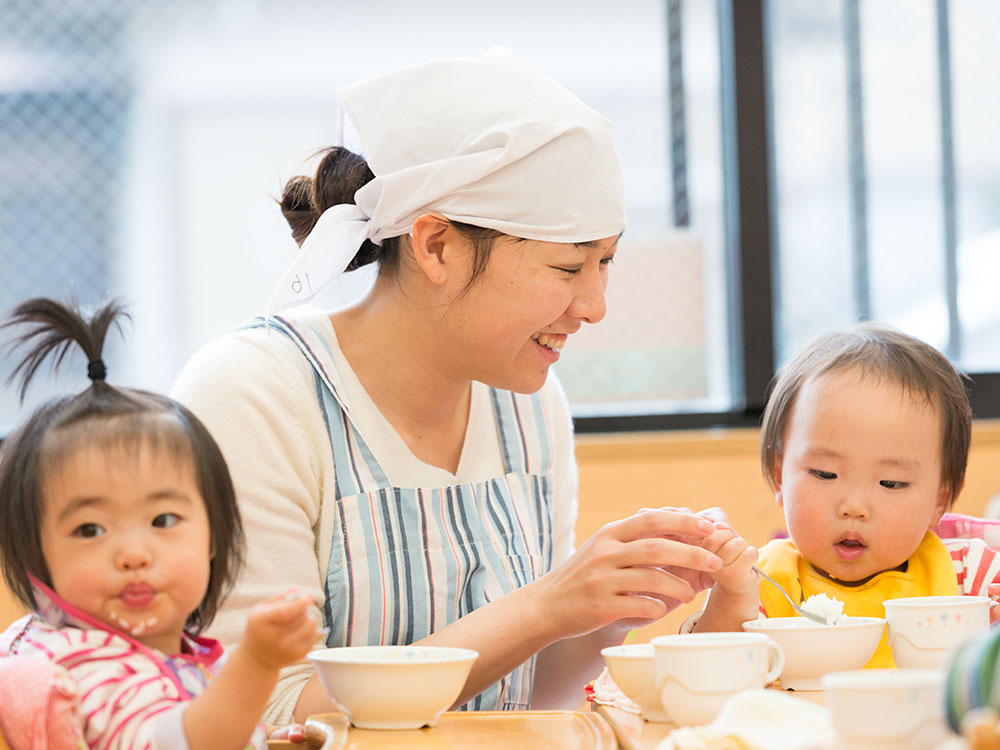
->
[[822, 668, 953, 750], [600, 643, 671, 722], [883, 596, 990, 668], [307, 645, 478, 729], [742, 616, 885, 690]]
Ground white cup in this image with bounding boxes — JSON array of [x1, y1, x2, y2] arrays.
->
[[600, 643, 671, 722], [883, 596, 990, 668], [822, 668, 953, 750], [652, 632, 784, 726]]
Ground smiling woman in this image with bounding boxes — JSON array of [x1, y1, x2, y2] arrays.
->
[[169, 48, 760, 727]]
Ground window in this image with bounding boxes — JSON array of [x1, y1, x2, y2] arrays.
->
[[2, 0, 997, 435]]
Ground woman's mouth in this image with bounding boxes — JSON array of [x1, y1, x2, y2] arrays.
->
[[532, 333, 567, 351]]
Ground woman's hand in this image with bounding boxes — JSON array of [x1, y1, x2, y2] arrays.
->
[[528, 508, 722, 641]]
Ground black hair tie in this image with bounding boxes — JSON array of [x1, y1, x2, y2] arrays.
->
[[87, 358, 107, 381]]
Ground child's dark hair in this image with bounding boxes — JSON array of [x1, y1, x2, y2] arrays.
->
[[760, 322, 972, 508], [0, 298, 244, 633]]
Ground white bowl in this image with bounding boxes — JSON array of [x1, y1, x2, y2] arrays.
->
[[883, 596, 990, 669], [742, 616, 885, 690], [600, 643, 671, 722], [307, 646, 478, 729], [822, 668, 952, 750]]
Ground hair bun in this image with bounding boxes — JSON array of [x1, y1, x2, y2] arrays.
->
[[279, 175, 319, 246]]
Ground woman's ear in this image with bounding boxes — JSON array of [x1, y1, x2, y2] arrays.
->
[[410, 213, 456, 285]]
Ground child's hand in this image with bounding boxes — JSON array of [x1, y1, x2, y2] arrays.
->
[[241, 589, 321, 671], [267, 724, 307, 743], [699, 520, 758, 597], [266, 723, 329, 747], [988, 583, 1000, 625]]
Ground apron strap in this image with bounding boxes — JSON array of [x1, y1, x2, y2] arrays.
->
[[489, 388, 552, 477], [239, 315, 388, 497]]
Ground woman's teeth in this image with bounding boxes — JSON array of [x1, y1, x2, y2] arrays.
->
[[533, 333, 565, 350]]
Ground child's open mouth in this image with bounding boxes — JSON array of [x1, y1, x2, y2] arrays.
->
[[834, 536, 867, 560]]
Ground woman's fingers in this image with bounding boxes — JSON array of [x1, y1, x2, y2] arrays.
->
[[606, 508, 717, 543], [614, 535, 722, 573]]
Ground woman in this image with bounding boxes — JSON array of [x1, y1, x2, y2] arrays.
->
[[172, 48, 758, 725]]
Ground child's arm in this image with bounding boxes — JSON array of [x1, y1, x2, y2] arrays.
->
[[182, 592, 319, 750], [691, 519, 760, 632]]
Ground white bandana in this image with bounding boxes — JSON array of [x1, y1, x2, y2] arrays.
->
[[266, 47, 626, 314]]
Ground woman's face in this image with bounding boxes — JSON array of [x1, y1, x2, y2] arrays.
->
[[439, 232, 619, 394]]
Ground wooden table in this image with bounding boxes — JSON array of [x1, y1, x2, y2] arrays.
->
[[273, 710, 619, 750]]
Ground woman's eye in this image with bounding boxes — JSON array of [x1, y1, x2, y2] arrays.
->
[[880, 480, 909, 490], [810, 469, 837, 480], [152, 513, 181, 528], [72, 523, 104, 538], [555, 266, 581, 275], [600, 256, 616, 267]]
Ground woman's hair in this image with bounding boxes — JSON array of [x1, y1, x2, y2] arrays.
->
[[0, 298, 244, 633], [279, 146, 503, 287], [760, 322, 972, 508]]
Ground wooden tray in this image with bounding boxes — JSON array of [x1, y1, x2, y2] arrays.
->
[[291, 710, 617, 749]]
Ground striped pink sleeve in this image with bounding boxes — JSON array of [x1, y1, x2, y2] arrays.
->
[[945, 537, 1000, 596], [17, 625, 191, 750]]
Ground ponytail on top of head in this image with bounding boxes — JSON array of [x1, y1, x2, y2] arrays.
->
[[279, 146, 399, 273], [3, 296, 126, 403]]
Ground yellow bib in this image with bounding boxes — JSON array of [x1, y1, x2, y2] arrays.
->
[[757, 532, 958, 668]]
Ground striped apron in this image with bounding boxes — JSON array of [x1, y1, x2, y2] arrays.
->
[[253, 315, 555, 710]]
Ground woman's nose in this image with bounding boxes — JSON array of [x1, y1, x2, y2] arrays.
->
[[568, 266, 608, 325]]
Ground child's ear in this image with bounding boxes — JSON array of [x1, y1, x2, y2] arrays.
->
[[929, 478, 962, 528], [772, 456, 784, 508]]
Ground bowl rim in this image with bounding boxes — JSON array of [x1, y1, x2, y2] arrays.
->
[[650, 632, 771, 647], [307, 645, 479, 664], [821, 668, 944, 690], [600, 643, 655, 658], [741, 616, 885, 631], [882, 595, 991, 608]]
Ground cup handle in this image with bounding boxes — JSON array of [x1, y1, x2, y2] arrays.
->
[[764, 640, 785, 684]]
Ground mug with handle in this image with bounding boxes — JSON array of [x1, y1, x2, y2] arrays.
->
[[652, 632, 784, 726]]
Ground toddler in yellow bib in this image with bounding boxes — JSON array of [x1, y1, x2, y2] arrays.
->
[[756, 323, 1000, 668]]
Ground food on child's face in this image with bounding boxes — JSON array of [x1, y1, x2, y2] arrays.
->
[[801, 592, 847, 625]]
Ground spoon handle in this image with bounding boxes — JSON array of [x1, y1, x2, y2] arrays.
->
[[753, 565, 830, 625]]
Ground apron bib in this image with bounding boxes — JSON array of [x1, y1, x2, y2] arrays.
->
[[252, 314, 555, 710]]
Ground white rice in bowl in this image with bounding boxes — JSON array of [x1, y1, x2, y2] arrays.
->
[[800, 593, 847, 625]]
